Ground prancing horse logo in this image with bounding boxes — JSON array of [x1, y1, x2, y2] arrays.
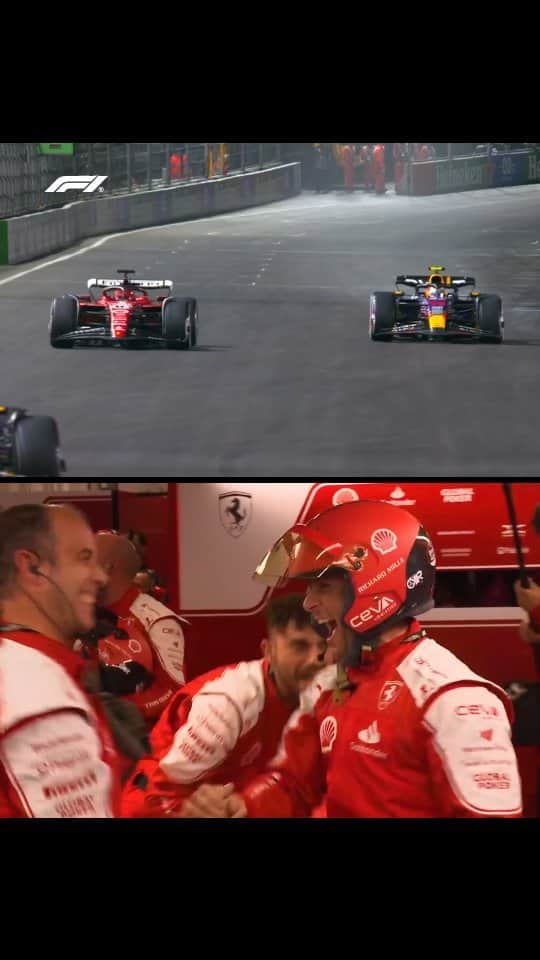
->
[[219, 492, 253, 538]]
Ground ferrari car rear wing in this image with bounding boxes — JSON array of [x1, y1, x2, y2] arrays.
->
[[87, 279, 173, 290]]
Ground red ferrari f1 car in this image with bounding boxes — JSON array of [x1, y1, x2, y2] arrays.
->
[[49, 270, 198, 349]]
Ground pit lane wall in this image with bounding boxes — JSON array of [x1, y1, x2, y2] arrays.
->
[[0, 164, 301, 265], [396, 148, 540, 196]]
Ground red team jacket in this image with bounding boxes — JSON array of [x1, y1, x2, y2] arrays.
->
[[121, 658, 295, 817], [0, 628, 120, 818], [242, 622, 523, 818]]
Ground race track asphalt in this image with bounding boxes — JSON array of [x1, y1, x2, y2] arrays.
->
[[1, 184, 539, 477]]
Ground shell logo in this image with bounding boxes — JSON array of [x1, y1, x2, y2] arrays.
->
[[371, 528, 398, 556], [320, 716, 338, 754]]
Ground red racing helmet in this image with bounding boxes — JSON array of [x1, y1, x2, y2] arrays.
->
[[254, 500, 437, 658]]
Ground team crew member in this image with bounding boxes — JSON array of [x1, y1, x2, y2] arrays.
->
[[515, 505, 540, 647], [169, 152, 181, 179], [515, 580, 540, 646], [121, 595, 329, 817], [79, 532, 188, 725], [360, 144, 374, 190], [373, 143, 386, 194], [0, 505, 120, 818], [393, 143, 406, 190], [342, 144, 355, 193], [185, 501, 523, 819]]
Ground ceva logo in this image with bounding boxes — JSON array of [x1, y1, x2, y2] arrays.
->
[[350, 596, 395, 628]]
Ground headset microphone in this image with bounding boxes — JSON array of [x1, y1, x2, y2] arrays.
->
[[30, 565, 75, 606], [311, 617, 331, 663], [25, 557, 91, 639]]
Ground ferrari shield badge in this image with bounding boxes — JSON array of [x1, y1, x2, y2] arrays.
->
[[219, 492, 253, 538], [378, 681, 404, 711]]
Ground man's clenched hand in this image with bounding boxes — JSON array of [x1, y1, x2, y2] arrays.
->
[[177, 783, 247, 818]]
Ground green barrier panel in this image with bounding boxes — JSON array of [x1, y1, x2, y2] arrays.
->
[[0, 221, 8, 264], [37, 143, 74, 156]]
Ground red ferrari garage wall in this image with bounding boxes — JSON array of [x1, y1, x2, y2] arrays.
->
[[117, 491, 170, 577]]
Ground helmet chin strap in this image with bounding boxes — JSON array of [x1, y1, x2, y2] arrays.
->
[[341, 624, 384, 667]]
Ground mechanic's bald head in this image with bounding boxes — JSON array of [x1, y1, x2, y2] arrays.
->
[[0, 503, 95, 600], [96, 531, 142, 605]]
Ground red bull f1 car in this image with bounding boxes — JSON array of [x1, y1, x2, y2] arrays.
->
[[49, 270, 198, 349], [369, 267, 504, 343], [0, 406, 65, 476]]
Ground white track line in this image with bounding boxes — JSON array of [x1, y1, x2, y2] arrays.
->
[[0, 234, 122, 287], [0, 202, 335, 288]]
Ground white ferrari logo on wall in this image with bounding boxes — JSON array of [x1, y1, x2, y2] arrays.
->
[[219, 492, 253, 538]]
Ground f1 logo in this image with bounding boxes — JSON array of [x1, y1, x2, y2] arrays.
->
[[45, 176, 108, 194]]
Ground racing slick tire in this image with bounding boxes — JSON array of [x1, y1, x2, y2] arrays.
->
[[50, 295, 78, 348], [477, 294, 503, 343], [13, 416, 61, 477], [189, 299, 198, 347], [370, 292, 395, 341], [162, 298, 195, 350]]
